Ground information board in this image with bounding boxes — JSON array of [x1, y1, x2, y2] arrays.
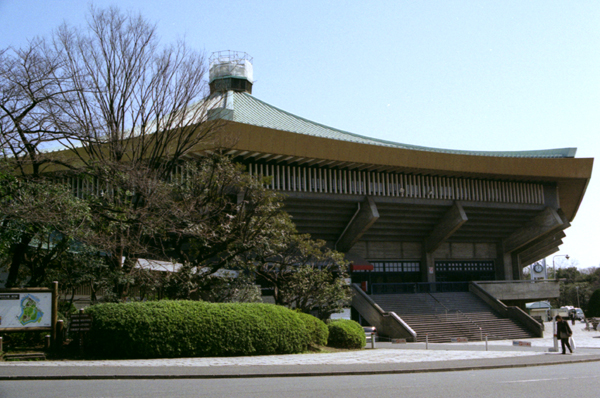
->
[[0, 292, 53, 329], [70, 313, 93, 332]]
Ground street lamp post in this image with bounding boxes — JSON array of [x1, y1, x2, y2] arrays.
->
[[552, 254, 570, 280]]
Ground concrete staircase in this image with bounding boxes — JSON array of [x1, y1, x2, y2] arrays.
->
[[370, 292, 536, 343]]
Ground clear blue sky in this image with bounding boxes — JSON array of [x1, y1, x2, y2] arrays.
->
[[1, 0, 598, 269]]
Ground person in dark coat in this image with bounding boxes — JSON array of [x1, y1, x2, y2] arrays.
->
[[556, 315, 573, 354]]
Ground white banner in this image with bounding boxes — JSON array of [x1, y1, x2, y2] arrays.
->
[[0, 292, 52, 328]]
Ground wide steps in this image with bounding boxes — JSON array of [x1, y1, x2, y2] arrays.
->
[[371, 292, 535, 342]]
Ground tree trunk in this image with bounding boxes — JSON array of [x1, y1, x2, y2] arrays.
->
[[5, 233, 34, 288]]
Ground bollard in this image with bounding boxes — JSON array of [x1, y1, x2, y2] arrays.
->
[[485, 334, 488, 351], [45, 335, 51, 350], [0, 336, 2, 352], [426, 333, 429, 350], [480, 327, 482, 341], [371, 332, 376, 349], [552, 316, 558, 352]]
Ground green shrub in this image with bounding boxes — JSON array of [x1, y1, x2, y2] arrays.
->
[[326, 319, 365, 349], [296, 312, 328, 346], [84, 301, 310, 359]]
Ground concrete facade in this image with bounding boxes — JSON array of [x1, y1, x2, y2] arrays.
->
[[476, 280, 561, 302], [203, 64, 593, 301]]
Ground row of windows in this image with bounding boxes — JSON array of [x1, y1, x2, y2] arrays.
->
[[435, 261, 494, 272], [354, 261, 421, 273], [353, 261, 496, 273]]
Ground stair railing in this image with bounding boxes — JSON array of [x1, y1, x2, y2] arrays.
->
[[455, 310, 485, 340], [427, 293, 452, 321], [428, 293, 487, 340]]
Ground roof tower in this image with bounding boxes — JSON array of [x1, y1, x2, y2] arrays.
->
[[209, 51, 253, 94]]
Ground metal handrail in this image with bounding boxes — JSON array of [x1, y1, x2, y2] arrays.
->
[[455, 310, 485, 340], [426, 292, 451, 320], [427, 292, 486, 340], [475, 279, 564, 284], [371, 282, 469, 295]]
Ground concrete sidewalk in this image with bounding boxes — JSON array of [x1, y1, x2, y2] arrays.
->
[[1, 321, 599, 380], [1, 350, 600, 380]]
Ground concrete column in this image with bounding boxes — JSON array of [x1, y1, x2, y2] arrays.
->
[[422, 251, 435, 283], [512, 252, 522, 280], [495, 242, 507, 280], [503, 207, 564, 254], [424, 202, 468, 253], [543, 185, 560, 210], [336, 196, 379, 253], [498, 248, 513, 281]]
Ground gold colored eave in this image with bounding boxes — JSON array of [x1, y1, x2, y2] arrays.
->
[[212, 122, 593, 222], [217, 122, 593, 181]]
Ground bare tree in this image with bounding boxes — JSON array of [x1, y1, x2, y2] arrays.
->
[[0, 40, 85, 288], [0, 38, 73, 177], [1, 6, 225, 290], [45, 6, 226, 278], [52, 6, 220, 179]]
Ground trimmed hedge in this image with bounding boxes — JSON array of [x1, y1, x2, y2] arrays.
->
[[327, 319, 366, 349], [296, 312, 328, 346], [84, 301, 310, 359]]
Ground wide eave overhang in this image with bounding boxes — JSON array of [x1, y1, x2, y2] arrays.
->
[[208, 120, 593, 223]]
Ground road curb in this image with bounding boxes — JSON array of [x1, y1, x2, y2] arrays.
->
[[2, 356, 600, 380]]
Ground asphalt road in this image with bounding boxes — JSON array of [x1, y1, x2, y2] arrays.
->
[[0, 362, 597, 398]]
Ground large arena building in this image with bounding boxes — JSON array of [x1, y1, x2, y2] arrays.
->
[[205, 52, 593, 341]]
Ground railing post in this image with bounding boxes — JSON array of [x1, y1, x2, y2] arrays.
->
[[485, 334, 488, 351], [426, 333, 429, 350]]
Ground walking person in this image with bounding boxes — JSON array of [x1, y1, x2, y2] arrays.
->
[[556, 315, 573, 354]]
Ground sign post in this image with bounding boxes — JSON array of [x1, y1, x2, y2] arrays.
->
[[52, 282, 58, 348], [70, 309, 93, 355]]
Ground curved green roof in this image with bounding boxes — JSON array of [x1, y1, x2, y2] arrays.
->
[[215, 91, 576, 159]]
